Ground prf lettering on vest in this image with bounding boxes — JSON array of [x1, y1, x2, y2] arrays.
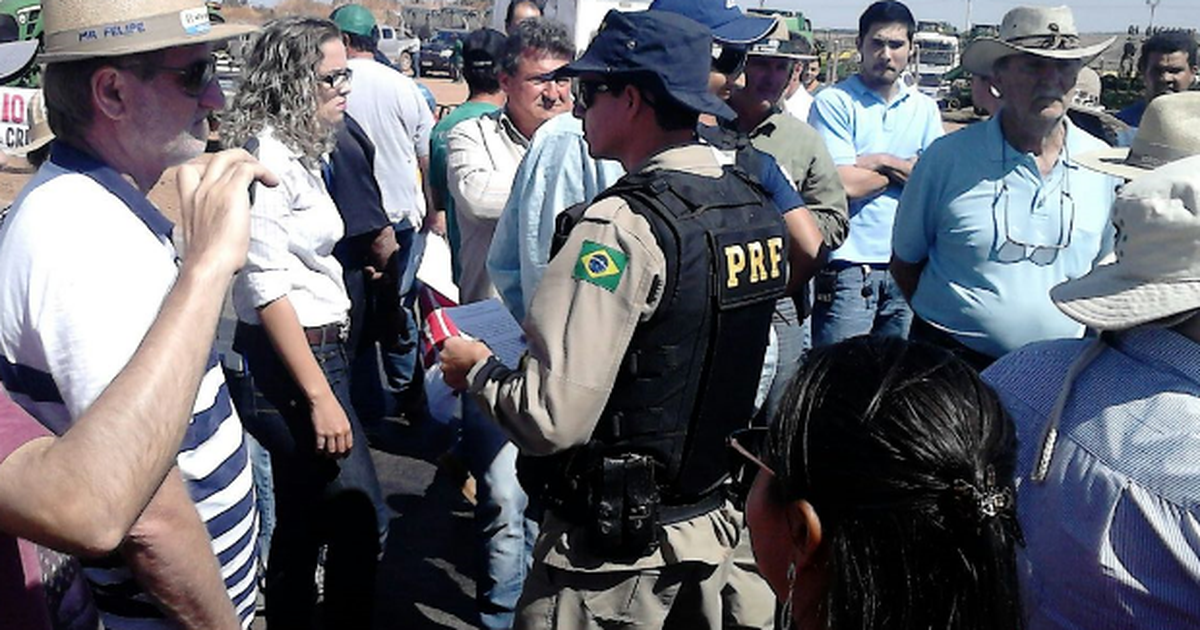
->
[[725, 237, 784, 288]]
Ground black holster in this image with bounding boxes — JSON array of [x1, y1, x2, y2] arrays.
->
[[587, 453, 661, 560]]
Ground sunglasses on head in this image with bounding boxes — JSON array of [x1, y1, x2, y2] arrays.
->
[[318, 67, 354, 90]]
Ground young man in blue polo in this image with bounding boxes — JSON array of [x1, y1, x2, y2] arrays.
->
[[808, 0, 943, 347]]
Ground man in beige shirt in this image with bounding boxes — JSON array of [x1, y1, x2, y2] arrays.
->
[[445, 18, 573, 304], [443, 10, 788, 629]]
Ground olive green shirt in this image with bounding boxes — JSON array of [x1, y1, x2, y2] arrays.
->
[[745, 109, 849, 249]]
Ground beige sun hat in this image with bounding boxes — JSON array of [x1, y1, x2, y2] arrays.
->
[[1051, 155, 1200, 330], [962, 6, 1114, 76], [748, 33, 818, 61], [1075, 91, 1200, 180], [40, 0, 257, 63], [10, 91, 52, 157]]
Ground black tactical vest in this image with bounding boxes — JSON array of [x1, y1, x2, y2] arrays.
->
[[530, 162, 787, 506]]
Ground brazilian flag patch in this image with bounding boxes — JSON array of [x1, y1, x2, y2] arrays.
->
[[573, 240, 628, 292]]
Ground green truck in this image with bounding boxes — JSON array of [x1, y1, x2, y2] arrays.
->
[[0, 0, 40, 86]]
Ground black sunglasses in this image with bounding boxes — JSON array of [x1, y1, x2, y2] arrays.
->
[[572, 79, 617, 111], [157, 56, 218, 98], [712, 44, 748, 77], [317, 67, 354, 90], [726, 427, 772, 509]]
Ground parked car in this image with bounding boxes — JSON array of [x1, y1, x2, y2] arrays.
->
[[420, 29, 468, 78], [378, 24, 420, 75]]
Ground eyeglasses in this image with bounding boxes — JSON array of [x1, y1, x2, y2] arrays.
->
[[994, 172, 1076, 266], [712, 43, 748, 77], [317, 67, 353, 90], [572, 79, 616, 111], [726, 427, 773, 508], [125, 56, 217, 98]]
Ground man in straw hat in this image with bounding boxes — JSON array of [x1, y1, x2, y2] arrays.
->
[[891, 5, 1120, 370], [982, 154, 1200, 629], [0, 1, 268, 628], [441, 9, 788, 627]]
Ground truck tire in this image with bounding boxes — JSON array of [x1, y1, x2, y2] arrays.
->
[[399, 51, 414, 75]]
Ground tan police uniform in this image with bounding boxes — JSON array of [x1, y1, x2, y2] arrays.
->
[[466, 144, 747, 629]]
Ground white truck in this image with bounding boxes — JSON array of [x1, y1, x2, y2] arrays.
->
[[912, 30, 960, 102], [378, 23, 422, 74], [492, 0, 650, 54]]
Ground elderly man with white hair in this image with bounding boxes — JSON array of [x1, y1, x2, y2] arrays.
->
[[890, 5, 1120, 370]]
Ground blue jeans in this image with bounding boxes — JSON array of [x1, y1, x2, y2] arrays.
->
[[811, 263, 912, 348], [762, 297, 810, 425], [383, 220, 426, 395], [351, 220, 428, 425], [460, 398, 538, 630], [221, 362, 276, 570], [235, 324, 388, 630]]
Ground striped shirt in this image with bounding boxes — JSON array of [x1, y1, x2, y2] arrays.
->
[[0, 144, 259, 628]]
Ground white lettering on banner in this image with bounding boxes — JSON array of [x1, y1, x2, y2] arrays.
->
[[0, 88, 38, 153]]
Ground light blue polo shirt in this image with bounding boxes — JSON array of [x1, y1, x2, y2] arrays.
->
[[809, 74, 943, 264], [893, 115, 1120, 358]]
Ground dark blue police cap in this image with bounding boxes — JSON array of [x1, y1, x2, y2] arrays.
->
[[556, 10, 734, 120], [649, 0, 777, 45]]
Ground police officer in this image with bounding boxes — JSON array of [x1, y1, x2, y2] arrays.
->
[[441, 9, 787, 629]]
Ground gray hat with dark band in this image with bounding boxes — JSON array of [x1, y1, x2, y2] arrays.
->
[[556, 10, 734, 120]]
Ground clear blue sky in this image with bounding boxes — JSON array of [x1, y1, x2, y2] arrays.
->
[[250, 0, 1198, 35], [760, 0, 1198, 33]]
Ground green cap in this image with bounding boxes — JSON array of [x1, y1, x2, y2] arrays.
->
[[330, 4, 376, 38]]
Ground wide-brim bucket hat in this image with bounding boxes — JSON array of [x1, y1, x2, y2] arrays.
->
[[962, 5, 1114, 76], [40, 0, 258, 63], [1076, 91, 1200, 180], [1052, 155, 1200, 330], [556, 10, 735, 120]]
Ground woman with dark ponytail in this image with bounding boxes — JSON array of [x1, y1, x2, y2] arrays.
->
[[734, 336, 1024, 630]]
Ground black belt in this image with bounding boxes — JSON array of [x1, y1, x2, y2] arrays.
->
[[303, 322, 347, 345], [660, 490, 727, 525]]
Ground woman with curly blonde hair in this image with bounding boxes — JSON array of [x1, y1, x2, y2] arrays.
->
[[223, 16, 385, 629]]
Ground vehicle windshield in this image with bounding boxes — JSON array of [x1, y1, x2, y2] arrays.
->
[[434, 31, 460, 43]]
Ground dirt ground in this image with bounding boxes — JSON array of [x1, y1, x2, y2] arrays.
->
[[0, 77, 470, 221]]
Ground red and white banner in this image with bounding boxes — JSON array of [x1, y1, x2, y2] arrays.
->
[[0, 87, 37, 153]]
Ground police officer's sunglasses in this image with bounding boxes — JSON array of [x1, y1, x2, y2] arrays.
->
[[726, 427, 773, 508], [712, 43, 748, 77], [572, 79, 622, 111]]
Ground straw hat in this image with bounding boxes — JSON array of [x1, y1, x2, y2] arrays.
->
[[10, 91, 52, 157], [40, 0, 257, 63], [962, 6, 1114, 76], [1052, 155, 1200, 330], [1075, 92, 1200, 180], [748, 32, 817, 61]]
